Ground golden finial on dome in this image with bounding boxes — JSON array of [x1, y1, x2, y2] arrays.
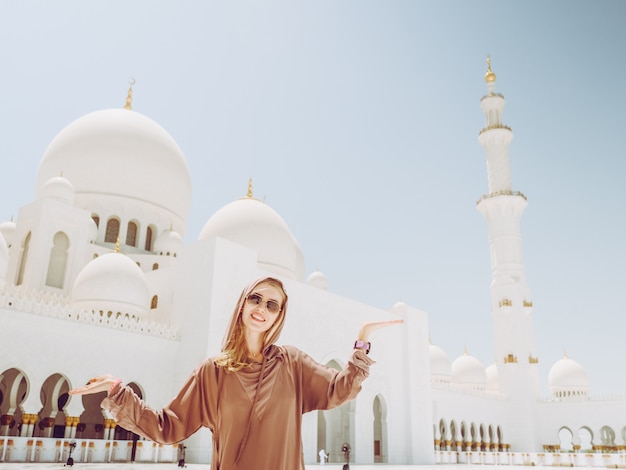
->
[[484, 55, 496, 83], [124, 77, 136, 110], [247, 177, 253, 198], [115, 237, 121, 253]]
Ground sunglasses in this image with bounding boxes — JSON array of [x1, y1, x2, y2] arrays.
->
[[246, 293, 282, 314]]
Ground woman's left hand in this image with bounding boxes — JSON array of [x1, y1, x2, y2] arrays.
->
[[357, 319, 404, 342]]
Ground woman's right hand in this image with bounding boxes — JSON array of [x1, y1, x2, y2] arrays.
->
[[68, 374, 118, 395]]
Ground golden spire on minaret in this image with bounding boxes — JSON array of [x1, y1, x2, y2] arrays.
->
[[247, 177, 253, 198], [124, 77, 136, 110], [484, 55, 496, 83]]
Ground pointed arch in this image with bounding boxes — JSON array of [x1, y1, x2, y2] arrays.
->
[[460, 421, 469, 451], [16, 231, 32, 286], [0, 368, 29, 437], [439, 418, 448, 450], [104, 218, 120, 243], [37, 373, 71, 438], [558, 426, 574, 452], [578, 426, 593, 452], [45, 231, 69, 288], [601, 425, 616, 447], [450, 420, 458, 451], [145, 225, 155, 251], [126, 220, 138, 247], [373, 394, 388, 462], [479, 423, 487, 451], [317, 359, 354, 463], [470, 422, 478, 451]]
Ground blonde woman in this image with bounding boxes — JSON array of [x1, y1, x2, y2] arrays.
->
[[70, 276, 403, 470]]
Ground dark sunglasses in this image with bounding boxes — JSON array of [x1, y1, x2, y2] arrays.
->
[[246, 293, 282, 314]]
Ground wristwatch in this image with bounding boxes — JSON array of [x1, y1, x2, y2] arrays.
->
[[354, 340, 371, 354]]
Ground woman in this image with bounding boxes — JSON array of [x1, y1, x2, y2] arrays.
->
[[69, 276, 403, 469]]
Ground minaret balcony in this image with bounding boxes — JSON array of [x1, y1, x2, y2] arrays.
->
[[523, 300, 533, 314], [476, 190, 527, 205], [498, 298, 513, 313], [478, 124, 511, 136], [504, 353, 518, 364]]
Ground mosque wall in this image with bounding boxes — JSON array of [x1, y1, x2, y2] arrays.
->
[[0, 303, 180, 437], [3, 71, 625, 466], [536, 398, 626, 452], [432, 386, 510, 450]]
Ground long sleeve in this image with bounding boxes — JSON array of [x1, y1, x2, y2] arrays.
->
[[101, 359, 219, 445], [295, 347, 375, 413]]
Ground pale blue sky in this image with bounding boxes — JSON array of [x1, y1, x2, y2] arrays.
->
[[1, 1, 625, 395]]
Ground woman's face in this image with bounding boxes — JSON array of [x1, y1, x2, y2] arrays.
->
[[241, 282, 284, 335]]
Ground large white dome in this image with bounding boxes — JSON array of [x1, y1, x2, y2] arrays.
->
[[199, 196, 305, 280], [548, 355, 589, 397], [36, 108, 192, 233], [71, 252, 150, 316], [451, 352, 486, 388]]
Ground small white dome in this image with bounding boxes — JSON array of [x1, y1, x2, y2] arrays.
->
[[548, 355, 589, 396], [71, 252, 149, 316], [485, 363, 499, 393], [0, 220, 16, 248], [154, 229, 183, 256], [41, 175, 75, 204], [199, 197, 305, 280], [429, 343, 452, 381], [392, 301, 408, 313], [451, 352, 486, 387], [307, 270, 328, 289]]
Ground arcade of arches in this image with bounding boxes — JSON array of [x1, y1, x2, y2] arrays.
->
[[1, 360, 393, 464]]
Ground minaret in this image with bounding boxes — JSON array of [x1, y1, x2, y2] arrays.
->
[[476, 57, 540, 449]]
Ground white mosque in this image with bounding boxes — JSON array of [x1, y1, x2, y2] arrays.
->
[[1, 60, 626, 466]]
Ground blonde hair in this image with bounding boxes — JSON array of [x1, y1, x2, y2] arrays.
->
[[215, 277, 288, 372]]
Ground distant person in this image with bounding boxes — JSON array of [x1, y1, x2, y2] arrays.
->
[[70, 276, 402, 470], [319, 448, 328, 465]]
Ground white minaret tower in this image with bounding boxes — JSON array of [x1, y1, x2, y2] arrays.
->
[[476, 57, 540, 450]]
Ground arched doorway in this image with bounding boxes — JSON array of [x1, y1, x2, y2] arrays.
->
[[316, 360, 355, 464], [0, 368, 28, 436], [373, 395, 388, 463]]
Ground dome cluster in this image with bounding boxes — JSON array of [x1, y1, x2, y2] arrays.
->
[[428, 340, 588, 397], [428, 343, 487, 390], [0, 102, 309, 312]]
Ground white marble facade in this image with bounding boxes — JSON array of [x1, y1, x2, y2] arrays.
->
[[2, 68, 626, 466]]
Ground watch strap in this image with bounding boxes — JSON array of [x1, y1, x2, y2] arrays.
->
[[354, 340, 371, 354]]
